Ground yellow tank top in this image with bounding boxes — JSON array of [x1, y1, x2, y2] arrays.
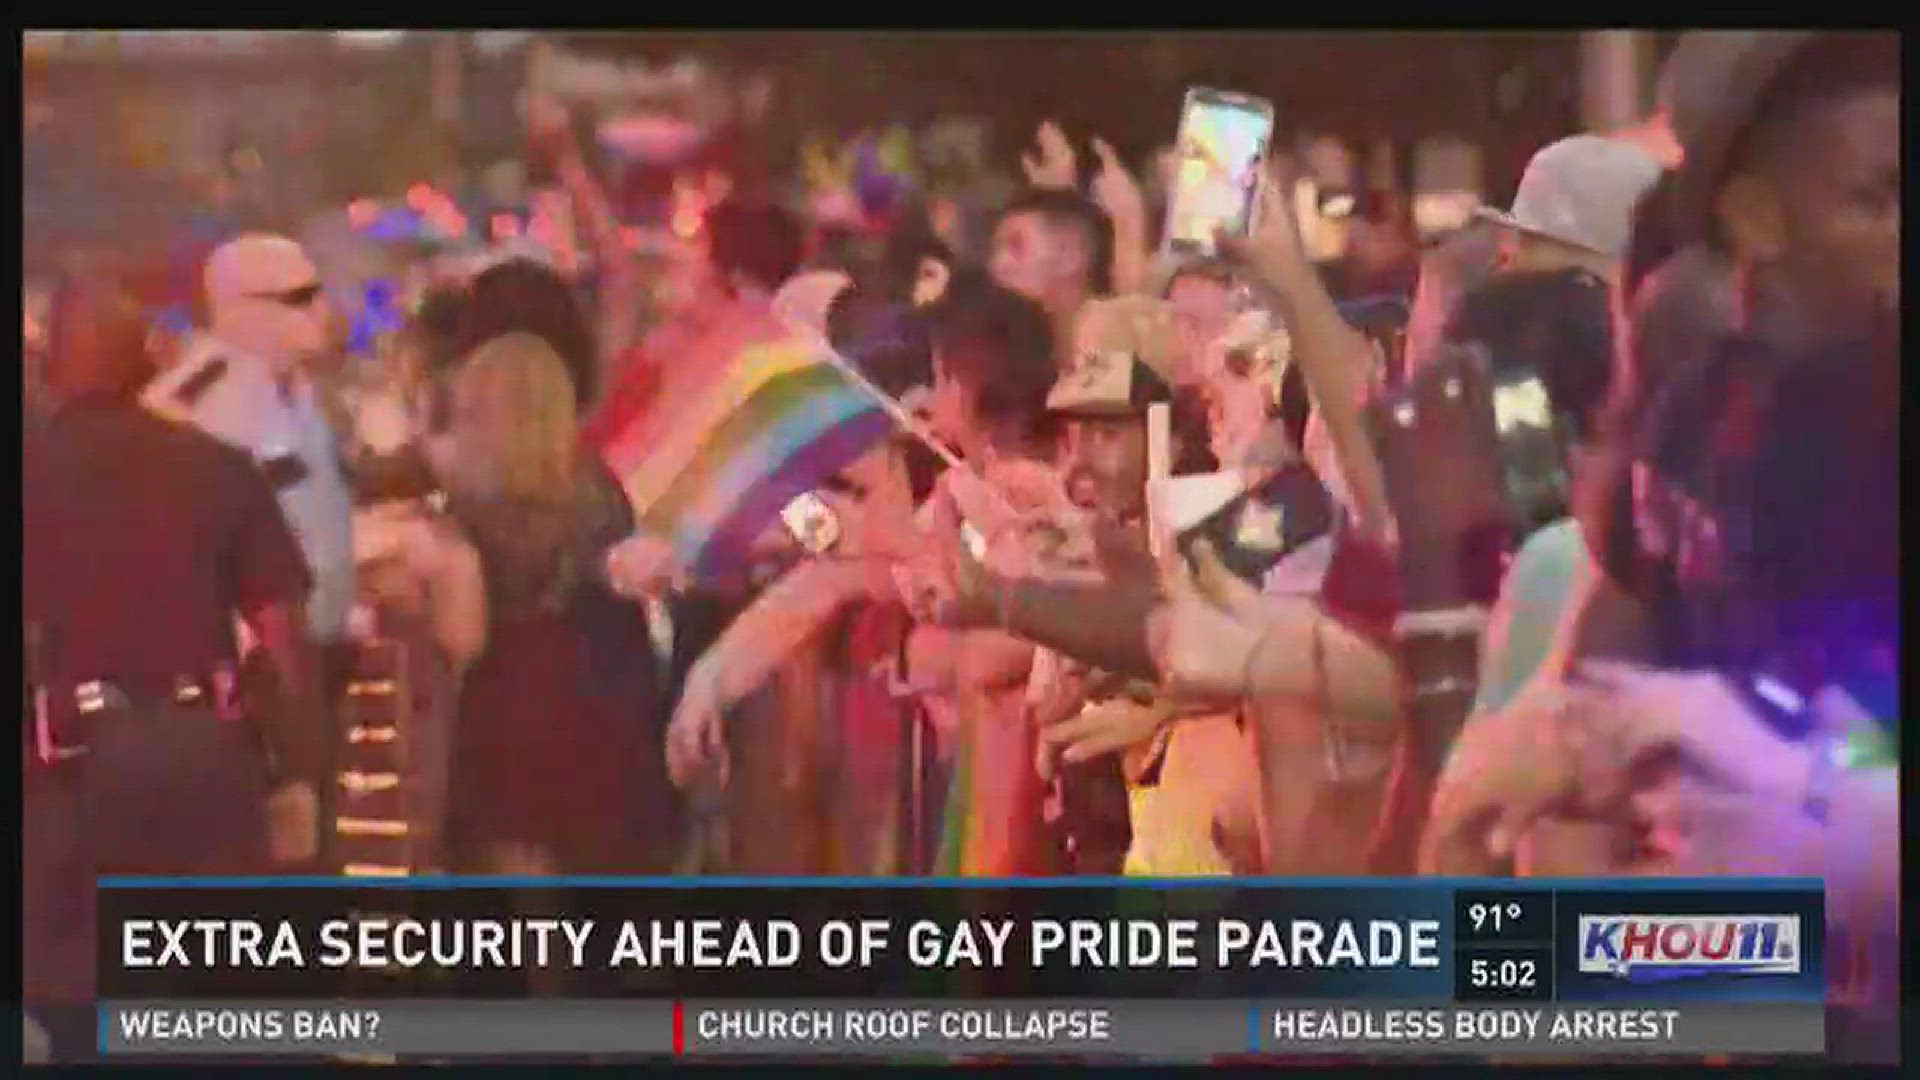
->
[[1123, 713, 1262, 877]]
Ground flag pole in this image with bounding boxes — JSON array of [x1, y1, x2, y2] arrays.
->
[[807, 335, 968, 473], [809, 338, 1022, 538]]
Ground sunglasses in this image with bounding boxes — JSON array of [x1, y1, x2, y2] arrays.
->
[[247, 283, 324, 308]]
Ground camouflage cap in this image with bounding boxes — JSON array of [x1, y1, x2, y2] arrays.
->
[[1046, 348, 1175, 417]]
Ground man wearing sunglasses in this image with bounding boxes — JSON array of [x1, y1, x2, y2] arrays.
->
[[142, 234, 356, 869]]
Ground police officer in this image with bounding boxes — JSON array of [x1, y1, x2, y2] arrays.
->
[[142, 234, 359, 868], [24, 277, 324, 1059], [144, 234, 356, 649]]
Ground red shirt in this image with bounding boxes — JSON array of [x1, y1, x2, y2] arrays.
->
[[580, 332, 673, 456], [580, 305, 791, 467]]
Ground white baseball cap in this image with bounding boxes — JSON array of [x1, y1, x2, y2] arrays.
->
[[1475, 135, 1664, 261]]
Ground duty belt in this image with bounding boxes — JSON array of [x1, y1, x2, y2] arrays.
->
[[31, 670, 243, 765], [70, 672, 240, 719]]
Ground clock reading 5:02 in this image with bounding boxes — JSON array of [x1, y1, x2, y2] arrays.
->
[[1469, 957, 1539, 990]]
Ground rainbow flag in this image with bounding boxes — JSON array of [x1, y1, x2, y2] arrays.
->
[[611, 335, 895, 578]]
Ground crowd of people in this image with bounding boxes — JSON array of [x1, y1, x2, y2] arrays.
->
[[23, 30, 1899, 1063]]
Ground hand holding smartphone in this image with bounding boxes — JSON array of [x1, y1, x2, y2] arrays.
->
[[1364, 342, 1511, 611], [1163, 88, 1276, 259]]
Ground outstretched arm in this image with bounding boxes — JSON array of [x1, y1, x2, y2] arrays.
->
[[528, 87, 646, 373]]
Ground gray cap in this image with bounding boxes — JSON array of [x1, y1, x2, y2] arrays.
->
[[1475, 135, 1665, 261]]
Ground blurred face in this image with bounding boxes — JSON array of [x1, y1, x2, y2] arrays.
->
[[1168, 273, 1238, 382], [654, 234, 726, 322], [913, 256, 952, 307], [821, 442, 917, 558], [1059, 415, 1148, 518], [991, 211, 1077, 308], [239, 274, 332, 370], [1766, 89, 1900, 319], [44, 288, 156, 399]]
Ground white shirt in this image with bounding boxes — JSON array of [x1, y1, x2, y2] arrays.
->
[[144, 335, 357, 642]]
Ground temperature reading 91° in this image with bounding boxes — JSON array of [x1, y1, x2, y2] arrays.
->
[[1471, 902, 1524, 934], [1454, 890, 1549, 945]]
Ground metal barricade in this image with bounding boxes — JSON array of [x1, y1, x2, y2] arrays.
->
[[332, 606, 456, 878]]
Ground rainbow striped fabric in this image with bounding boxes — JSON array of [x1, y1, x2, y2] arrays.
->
[[606, 334, 894, 578]]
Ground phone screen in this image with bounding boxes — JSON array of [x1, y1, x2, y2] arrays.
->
[[1492, 375, 1553, 435], [780, 491, 842, 554], [1164, 89, 1276, 257]]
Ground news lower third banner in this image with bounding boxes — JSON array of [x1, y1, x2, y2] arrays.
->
[[95, 876, 1828, 1059], [101, 1000, 1826, 1058]]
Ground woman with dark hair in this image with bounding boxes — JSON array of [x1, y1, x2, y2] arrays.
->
[[454, 256, 598, 410], [875, 204, 968, 309], [1424, 44, 1897, 1046], [920, 278, 1060, 463], [410, 282, 472, 381]]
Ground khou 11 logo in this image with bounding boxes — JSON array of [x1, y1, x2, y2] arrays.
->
[[1577, 915, 1802, 983]]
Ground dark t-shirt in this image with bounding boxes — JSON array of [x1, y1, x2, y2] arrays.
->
[[1593, 334, 1898, 728], [25, 399, 313, 680]]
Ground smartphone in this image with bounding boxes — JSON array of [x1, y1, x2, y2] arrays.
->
[[1163, 88, 1276, 258], [780, 491, 842, 555], [1177, 462, 1335, 585]]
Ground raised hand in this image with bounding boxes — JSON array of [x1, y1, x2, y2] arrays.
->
[[1088, 137, 1145, 226], [1565, 661, 1821, 807], [266, 781, 320, 865], [1214, 156, 1309, 282], [1021, 121, 1079, 191]]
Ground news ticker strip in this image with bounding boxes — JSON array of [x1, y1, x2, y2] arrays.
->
[[98, 878, 1827, 1003], [100, 1000, 1825, 1059]]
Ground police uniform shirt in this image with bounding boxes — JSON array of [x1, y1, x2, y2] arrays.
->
[[24, 397, 315, 681], [144, 336, 357, 642]]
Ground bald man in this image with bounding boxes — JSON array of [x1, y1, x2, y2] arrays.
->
[[144, 235, 356, 646]]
